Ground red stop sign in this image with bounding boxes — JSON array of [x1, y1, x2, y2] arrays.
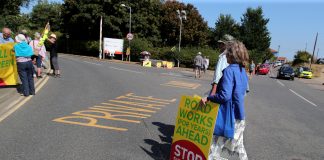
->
[[170, 140, 206, 160]]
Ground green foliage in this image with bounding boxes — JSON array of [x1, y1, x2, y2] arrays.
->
[[240, 7, 271, 51], [160, 1, 209, 47], [240, 7, 271, 63], [62, 0, 162, 43], [293, 51, 311, 66], [0, 14, 30, 32], [0, 0, 30, 16], [128, 38, 154, 61], [212, 14, 240, 47], [30, 1, 62, 31], [173, 47, 219, 68]]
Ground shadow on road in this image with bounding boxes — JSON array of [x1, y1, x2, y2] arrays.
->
[[140, 122, 175, 160]]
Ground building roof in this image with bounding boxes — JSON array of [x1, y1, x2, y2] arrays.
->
[[270, 48, 278, 53], [277, 57, 287, 61]]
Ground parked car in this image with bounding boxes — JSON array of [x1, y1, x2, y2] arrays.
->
[[274, 61, 282, 67], [277, 66, 294, 80], [257, 64, 270, 75], [295, 66, 313, 79], [317, 58, 324, 64]]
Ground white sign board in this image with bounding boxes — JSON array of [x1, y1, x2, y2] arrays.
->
[[103, 38, 124, 57]]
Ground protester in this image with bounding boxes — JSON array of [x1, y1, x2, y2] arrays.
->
[[203, 56, 209, 73], [47, 33, 60, 78], [194, 52, 204, 78], [249, 60, 255, 76], [13, 34, 35, 97], [201, 40, 249, 160], [0, 28, 14, 44], [21, 29, 32, 43], [210, 34, 235, 96], [30, 32, 47, 79]]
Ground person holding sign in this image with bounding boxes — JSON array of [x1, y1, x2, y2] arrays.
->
[[201, 41, 249, 160], [13, 34, 35, 97]]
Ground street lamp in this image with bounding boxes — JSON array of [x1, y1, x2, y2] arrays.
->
[[176, 9, 187, 67], [121, 3, 132, 61]]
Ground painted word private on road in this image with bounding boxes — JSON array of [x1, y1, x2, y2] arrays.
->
[[53, 93, 176, 131]]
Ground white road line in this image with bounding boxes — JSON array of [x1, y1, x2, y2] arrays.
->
[[276, 80, 285, 87], [289, 89, 318, 107], [83, 61, 102, 66], [109, 67, 144, 74]]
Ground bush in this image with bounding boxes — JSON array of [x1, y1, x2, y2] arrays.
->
[[127, 38, 153, 61], [174, 47, 219, 69]]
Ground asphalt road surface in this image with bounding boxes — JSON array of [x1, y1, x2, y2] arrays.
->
[[0, 55, 323, 160]]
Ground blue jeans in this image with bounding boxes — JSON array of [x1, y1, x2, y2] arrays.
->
[[17, 61, 35, 96]]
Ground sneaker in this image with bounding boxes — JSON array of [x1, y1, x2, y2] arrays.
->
[[33, 74, 36, 78]]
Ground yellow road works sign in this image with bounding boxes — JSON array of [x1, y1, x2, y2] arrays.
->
[[166, 62, 173, 69], [156, 62, 162, 68], [0, 43, 18, 86], [170, 95, 219, 160], [143, 60, 151, 67]]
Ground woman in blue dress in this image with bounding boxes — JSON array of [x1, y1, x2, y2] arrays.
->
[[201, 41, 249, 160]]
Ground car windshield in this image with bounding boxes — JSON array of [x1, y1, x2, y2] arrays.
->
[[302, 67, 310, 71], [282, 67, 293, 72]]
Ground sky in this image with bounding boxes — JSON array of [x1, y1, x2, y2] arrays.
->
[[21, 0, 324, 60]]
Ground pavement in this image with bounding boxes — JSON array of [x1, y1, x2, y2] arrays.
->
[[0, 54, 323, 160]]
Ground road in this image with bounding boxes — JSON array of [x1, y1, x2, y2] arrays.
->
[[0, 55, 323, 160]]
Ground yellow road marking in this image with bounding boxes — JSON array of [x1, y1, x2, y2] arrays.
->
[[160, 80, 200, 89], [108, 100, 163, 109], [126, 93, 177, 102], [72, 110, 141, 123], [167, 81, 198, 87], [91, 106, 151, 117], [0, 76, 49, 122], [115, 96, 171, 104], [53, 116, 128, 131], [53, 93, 177, 131], [98, 103, 156, 113]]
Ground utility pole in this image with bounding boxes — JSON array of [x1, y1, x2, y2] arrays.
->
[[316, 48, 319, 61], [99, 16, 103, 59], [310, 32, 318, 69]]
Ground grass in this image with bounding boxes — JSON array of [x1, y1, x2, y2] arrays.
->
[[311, 64, 324, 78]]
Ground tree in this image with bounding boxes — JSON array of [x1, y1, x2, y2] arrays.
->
[[213, 14, 240, 48], [30, 0, 62, 31], [0, 0, 30, 16], [61, 0, 162, 42], [293, 51, 311, 65], [240, 7, 271, 62], [160, 1, 209, 47], [0, 0, 31, 31]]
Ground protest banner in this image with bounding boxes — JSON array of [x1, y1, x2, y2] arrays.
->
[[170, 95, 219, 160], [0, 43, 18, 86]]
